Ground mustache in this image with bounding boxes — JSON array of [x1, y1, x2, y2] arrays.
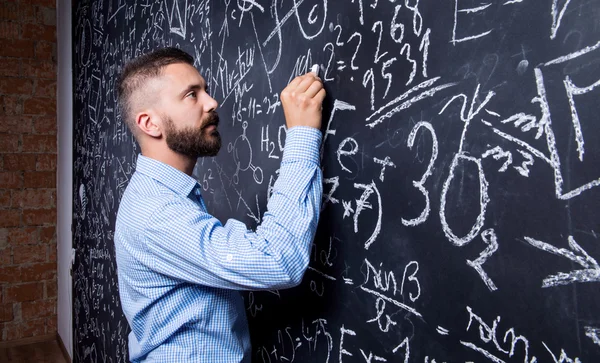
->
[[202, 112, 220, 129]]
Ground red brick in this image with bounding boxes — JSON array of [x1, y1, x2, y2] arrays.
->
[[35, 41, 54, 61], [39, 226, 54, 243], [47, 241, 55, 262], [1, 95, 22, 115], [45, 314, 56, 333], [0, 58, 21, 77], [23, 97, 55, 115], [0, 303, 13, 322], [36, 153, 55, 170], [3, 153, 36, 171], [0, 39, 35, 58], [0, 189, 10, 207], [3, 321, 22, 340], [21, 299, 55, 320], [0, 228, 7, 248], [22, 207, 55, 225], [0, 2, 19, 21], [32, 115, 55, 134], [21, 262, 56, 281], [0, 247, 11, 265], [40, 7, 55, 26], [0, 77, 34, 96], [0, 116, 33, 133], [7, 227, 38, 244], [22, 134, 56, 152], [0, 21, 20, 39], [34, 79, 55, 98], [0, 133, 19, 152], [22, 24, 55, 42], [4, 282, 43, 302], [12, 189, 54, 209], [50, 190, 56, 206], [0, 266, 20, 283], [45, 278, 56, 298], [0, 209, 20, 227], [13, 244, 46, 264], [22, 59, 56, 79], [15, 3, 41, 24], [23, 171, 55, 188], [0, 171, 22, 188], [20, 317, 47, 337]]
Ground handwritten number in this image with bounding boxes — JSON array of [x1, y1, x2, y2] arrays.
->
[[268, 142, 279, 159], [323, 42, 335, 82], [405, 0, 423, 36], [372, 21, 388, 63], [202, 169, 213, 191], [381, 57, 397, 99], [419, 28, 431, 78], [402, 122, 438, 226], [363, 69, 376, 110], [390, 5, 405, 44], [347, 32, 362, 71], [334, 24, 344, 46], [400, 43, 417, 86]]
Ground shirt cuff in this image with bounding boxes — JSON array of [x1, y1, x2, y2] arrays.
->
[[282, 126, 322, 165]]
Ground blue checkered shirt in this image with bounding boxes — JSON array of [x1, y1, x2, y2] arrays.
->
[[114, 127, 322, 362]]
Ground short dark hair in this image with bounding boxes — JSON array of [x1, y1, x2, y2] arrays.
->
[[116, 47, 194, 136]]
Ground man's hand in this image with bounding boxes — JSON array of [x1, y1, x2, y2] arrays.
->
[[280, 72, 326, 130]]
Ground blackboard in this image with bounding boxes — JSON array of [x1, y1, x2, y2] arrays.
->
[[72, 0, 600, 362]]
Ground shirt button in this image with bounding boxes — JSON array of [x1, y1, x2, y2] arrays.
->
[[226, 254, 233, 262]]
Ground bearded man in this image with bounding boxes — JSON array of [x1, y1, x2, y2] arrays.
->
[[114, 47, 325, 362]]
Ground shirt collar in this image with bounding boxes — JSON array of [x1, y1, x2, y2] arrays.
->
[[134, 154, 199, 197]]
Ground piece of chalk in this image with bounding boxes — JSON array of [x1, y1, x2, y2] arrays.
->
[[310, 64, 319, 76]]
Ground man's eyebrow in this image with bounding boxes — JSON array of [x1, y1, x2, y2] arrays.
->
[[179, 83, 206, 98]]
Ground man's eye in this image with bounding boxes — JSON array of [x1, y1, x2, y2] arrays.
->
[[187, 91, 197, 98]]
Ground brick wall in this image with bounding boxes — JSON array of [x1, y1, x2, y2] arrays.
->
[[0, 0, 58, 342]]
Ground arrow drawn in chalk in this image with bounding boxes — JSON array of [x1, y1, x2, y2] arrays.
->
[[523, 236, 600, 287]]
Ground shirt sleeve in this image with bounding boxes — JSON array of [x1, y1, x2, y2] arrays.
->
[[144, 126, 323, 290]]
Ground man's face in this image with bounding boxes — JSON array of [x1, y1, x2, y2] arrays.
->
[[163, 112, 221, 158], [156, 63, 221, 158]]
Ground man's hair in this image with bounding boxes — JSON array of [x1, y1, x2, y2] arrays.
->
[[116, 47, 194, 136]]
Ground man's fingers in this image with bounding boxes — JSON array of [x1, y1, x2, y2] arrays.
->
[[287, 75, 304, 90], [305, 79, 323, 98], [315, 88, 326, 104], [295, 74, 317, 93], [281, 72, 325, 130]]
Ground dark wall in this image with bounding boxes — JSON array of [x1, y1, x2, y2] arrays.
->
[[72, 0, 600, 362]]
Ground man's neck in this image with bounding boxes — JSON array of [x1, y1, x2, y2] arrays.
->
[[142, 146, 196, 176]]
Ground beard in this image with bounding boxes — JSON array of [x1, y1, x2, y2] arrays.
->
[[163, 111, 222, 158]]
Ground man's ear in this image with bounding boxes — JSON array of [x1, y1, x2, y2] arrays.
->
[[135, 110, 162, 138]]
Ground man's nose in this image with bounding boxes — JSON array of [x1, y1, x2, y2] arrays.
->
[[203, 94, 218, 113]]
